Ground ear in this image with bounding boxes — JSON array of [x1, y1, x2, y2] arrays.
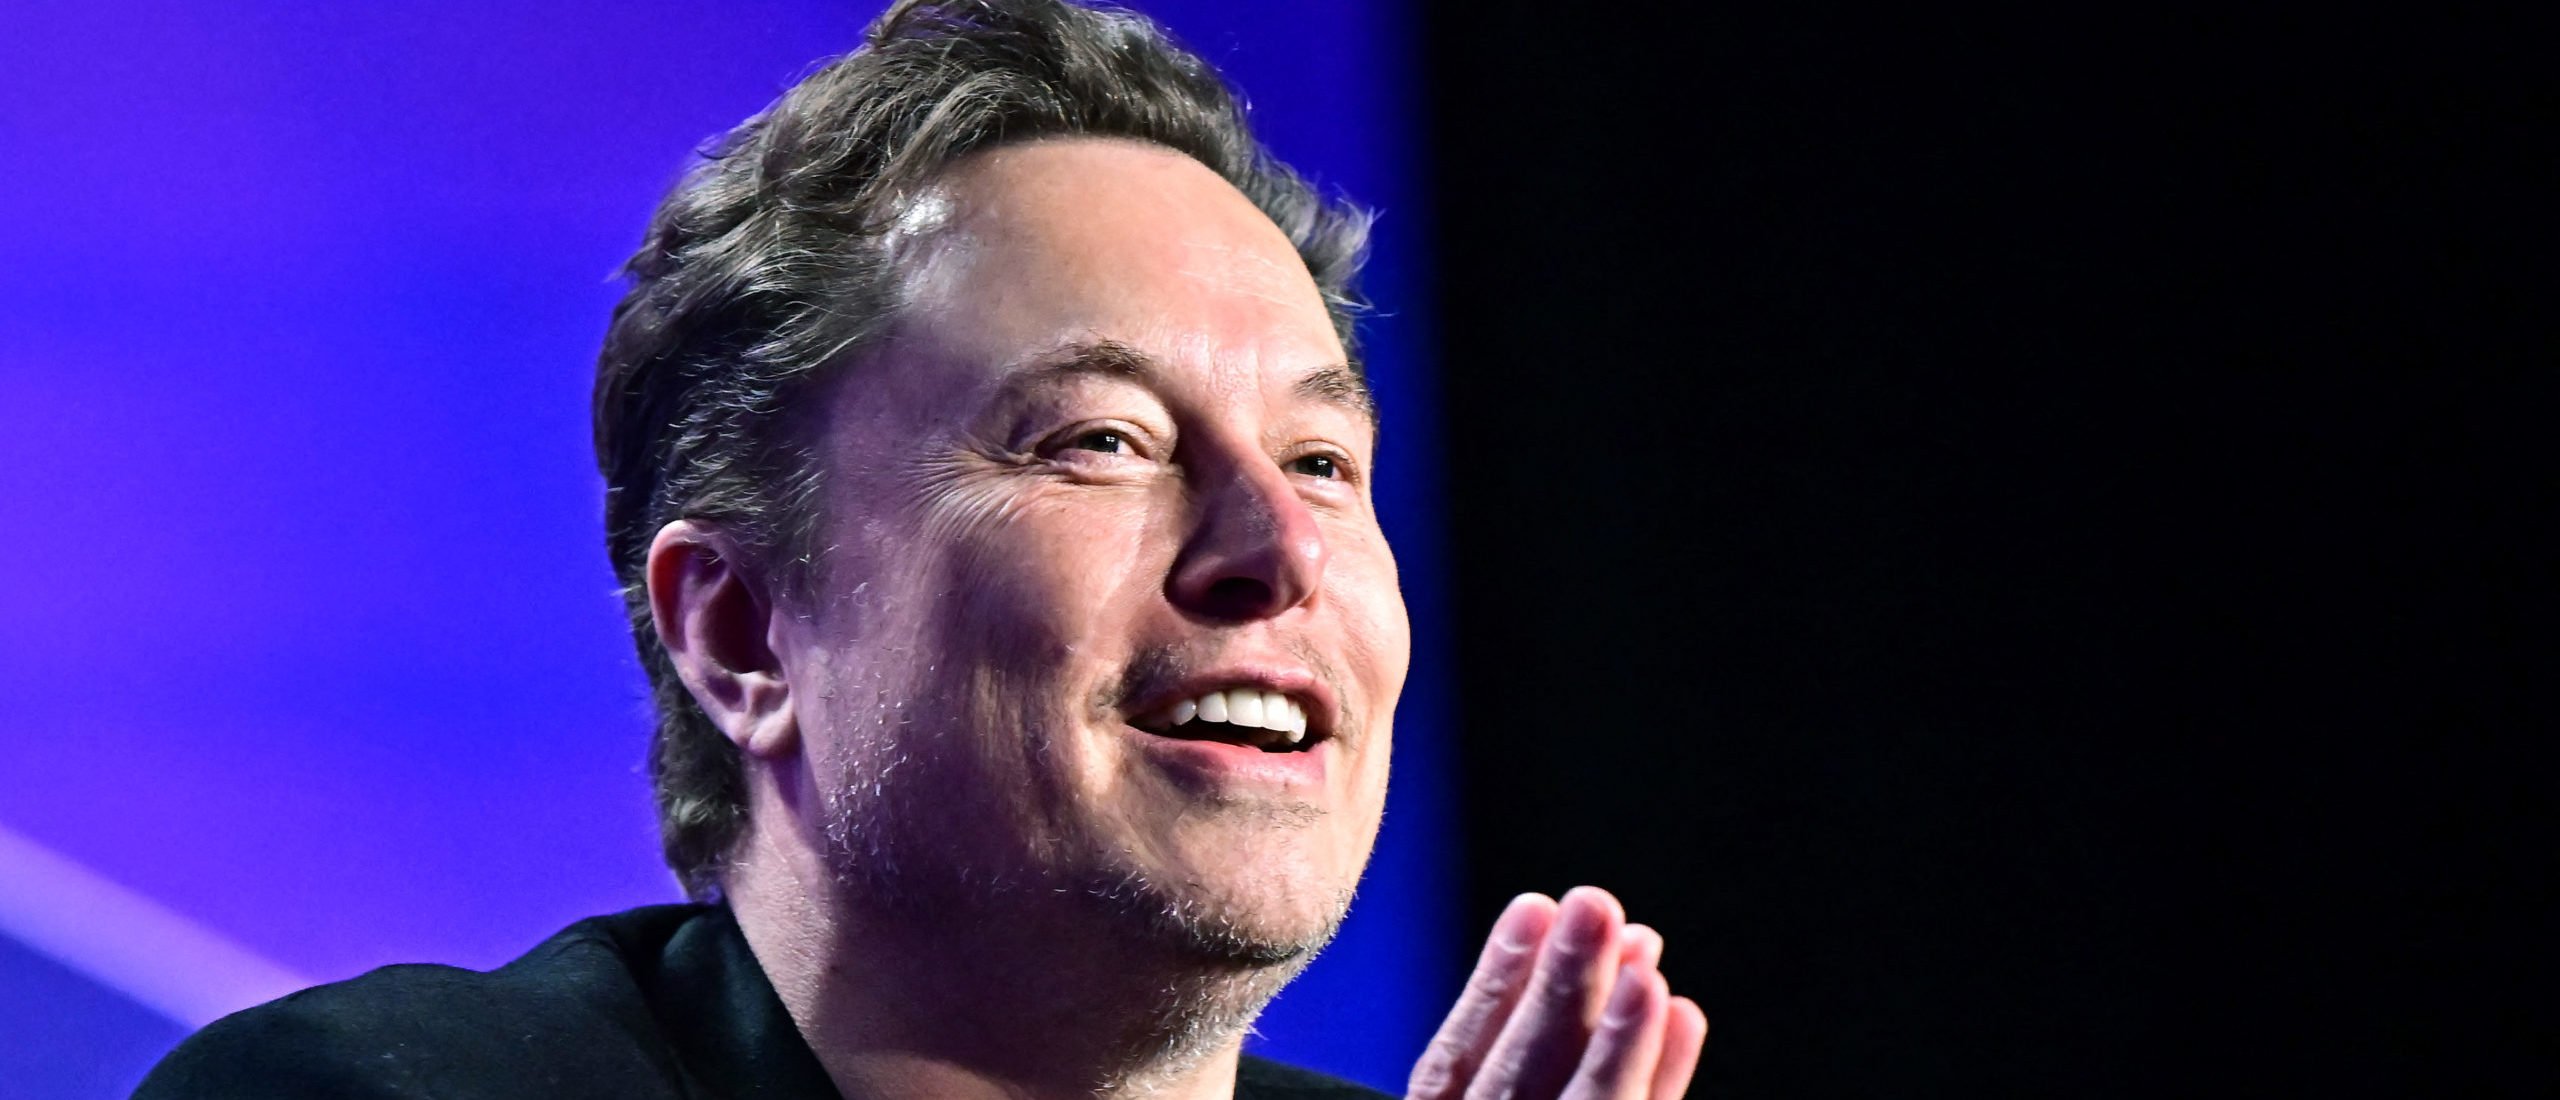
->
[[646, 519, 798, 760]]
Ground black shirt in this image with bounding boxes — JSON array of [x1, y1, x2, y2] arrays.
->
[[133, 903, 1391, 1100]]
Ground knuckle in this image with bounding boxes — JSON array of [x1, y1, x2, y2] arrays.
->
[[1465, 964, 1518, 1000], [1531, 971, 1591, 1011], [1463, 1048, 1534, 1100], [1406, 1055, 1460, 1100], [1407, 1038, 1475, 1100]]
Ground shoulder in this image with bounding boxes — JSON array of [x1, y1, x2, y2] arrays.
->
[[133, 905, 708, 1100], [1238, 1054, 1399, 1100]]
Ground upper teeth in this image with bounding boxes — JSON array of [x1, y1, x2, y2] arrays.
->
[[1169, 688, 1309, 743]]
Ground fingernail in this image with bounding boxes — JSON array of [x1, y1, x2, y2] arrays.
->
[[1493, 893, 1546, 952], [1603, 964, 1651, 1026]]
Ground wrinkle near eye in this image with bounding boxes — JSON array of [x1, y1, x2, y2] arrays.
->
[[898, 450, 1039, 574]]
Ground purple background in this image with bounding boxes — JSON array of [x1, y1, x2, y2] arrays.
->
[[0, 3, 1449, 1095]]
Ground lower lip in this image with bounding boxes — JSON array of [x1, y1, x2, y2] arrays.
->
[[1125, 725, 1330, 792]]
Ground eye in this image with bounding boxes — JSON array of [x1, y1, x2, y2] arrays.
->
[[1040, 423, 1157, 467], [1071, 429, 1130, 454], [1287, 453, 1341, 479]]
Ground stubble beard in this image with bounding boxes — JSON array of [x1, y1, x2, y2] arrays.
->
[[815, 708, 1356, 1085]]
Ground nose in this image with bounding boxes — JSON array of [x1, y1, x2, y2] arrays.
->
[[1167, 451, 1329, 622]]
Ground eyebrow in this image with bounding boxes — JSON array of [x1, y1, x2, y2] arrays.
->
[[1010, 339, 1156, 385], [1007, 339, 1378, 426]]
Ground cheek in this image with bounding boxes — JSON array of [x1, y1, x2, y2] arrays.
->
[[918, 490, 1168, 829], [917, 483, 1165, 685], [1322, 534, 1408, 803], [1329, 534, 1414, 696]]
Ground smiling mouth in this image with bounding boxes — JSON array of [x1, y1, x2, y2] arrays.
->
[[1130, 687, 1319, 753]]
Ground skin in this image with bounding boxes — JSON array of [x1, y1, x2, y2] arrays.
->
[[647, 137, 1704, 1100]]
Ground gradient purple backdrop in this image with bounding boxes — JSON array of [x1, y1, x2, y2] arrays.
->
[[0, 3, 1451, 1095]]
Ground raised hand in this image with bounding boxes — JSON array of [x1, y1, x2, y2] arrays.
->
[[1408, 887, 1707, 1100]]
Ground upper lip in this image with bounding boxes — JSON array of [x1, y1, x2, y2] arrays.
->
[[1123, 665, 1340, 744]]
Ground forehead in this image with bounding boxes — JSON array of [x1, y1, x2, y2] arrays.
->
[[881, 137, 1346, 400]]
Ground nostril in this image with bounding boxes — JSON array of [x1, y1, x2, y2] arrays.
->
[[1202, 576, 1275, 618]]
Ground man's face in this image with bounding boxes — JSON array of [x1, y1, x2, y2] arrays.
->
[[774, 138, 1408, 962]]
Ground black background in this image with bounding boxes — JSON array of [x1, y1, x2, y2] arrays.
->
[[1424, 8, 2549, 1096]]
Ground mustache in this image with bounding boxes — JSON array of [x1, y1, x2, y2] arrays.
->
[[1104, 636, 1352, 729]]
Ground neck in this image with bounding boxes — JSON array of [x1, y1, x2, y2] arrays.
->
[[722, 815, 1277, 1100]]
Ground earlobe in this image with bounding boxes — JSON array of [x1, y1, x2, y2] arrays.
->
[[646, 520, 800, 760]]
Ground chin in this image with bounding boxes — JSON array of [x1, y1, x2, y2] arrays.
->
[[1077, 815, 1365, 970]]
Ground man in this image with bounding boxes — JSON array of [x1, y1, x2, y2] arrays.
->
[[136, 2, 1705, 1097]]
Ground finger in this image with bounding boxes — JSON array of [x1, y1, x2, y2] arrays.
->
[[1647, 997, 1708, 1100], [1463, 885, 1626, 1100], [1560, 965, 1669, 1100], [1409, 893, 1559, 1100], [1617, 923, 1662, 973]]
